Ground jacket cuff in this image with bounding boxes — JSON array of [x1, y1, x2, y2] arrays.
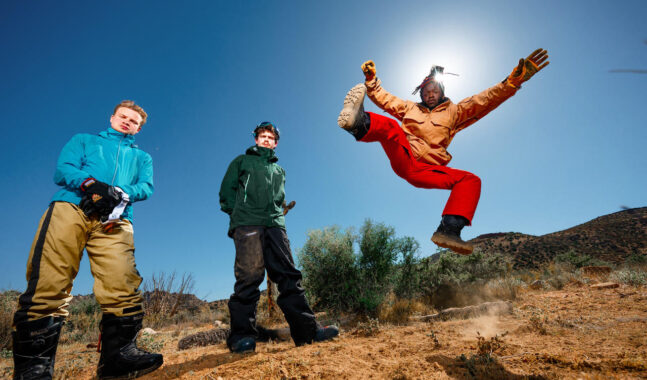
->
[[365, 77, 380, 92]]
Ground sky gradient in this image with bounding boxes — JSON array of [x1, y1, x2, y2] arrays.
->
[[1, 0, 646, 301]]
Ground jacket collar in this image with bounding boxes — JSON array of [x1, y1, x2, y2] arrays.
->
[[246, 145, 278, 162], [100, 127, 137, 147], [418, 97, 450, 112]]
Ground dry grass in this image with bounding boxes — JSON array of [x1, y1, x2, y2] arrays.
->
[[378, 298, 427, 325], [352, 317, 380, 337], [0, 291, 19, 352], [611, 266, 647, 286]]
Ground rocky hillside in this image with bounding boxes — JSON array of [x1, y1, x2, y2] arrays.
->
[[470, 207, 647, 268]]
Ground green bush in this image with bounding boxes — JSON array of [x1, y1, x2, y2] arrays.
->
[[298, 225, 360, 312], [554, 249, 609, 269], [61, 295, 101, 344], [626, 253, 647, 265], [393, 237, 422, 300], [69, 296, 100, 316], [298, 220, 419, 315], [611, 268, 647, 286]]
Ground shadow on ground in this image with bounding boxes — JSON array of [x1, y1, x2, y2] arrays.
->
[[142, 351, 252, 379], [427, 354, 547, 380]]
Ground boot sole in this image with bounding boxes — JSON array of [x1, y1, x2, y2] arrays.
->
[[337, 83, 366, 129], [431, 232, 474, 255], [97, 360, 163, 379]]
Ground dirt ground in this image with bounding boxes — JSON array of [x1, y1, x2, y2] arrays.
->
[[2, 283, 646, 379]]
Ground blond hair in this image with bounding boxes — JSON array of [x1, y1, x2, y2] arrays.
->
[[113, 100, 148, 126]]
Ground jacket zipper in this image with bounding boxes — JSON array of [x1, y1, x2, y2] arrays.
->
[[111, 134, 126, 186], [269, 165, 274, 215], [243, 174, 250, 203]]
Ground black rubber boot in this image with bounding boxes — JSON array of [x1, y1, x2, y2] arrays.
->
[[97, 313, 163, 379], [337, 83, 371, 140], [229, 336, 256, 353], [314, 325, 339, 342], [12, 316, 63, 380], [431, 215, 474, 255]]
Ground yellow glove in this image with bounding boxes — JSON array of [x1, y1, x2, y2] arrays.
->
[[282, 200, 296, 216], [507, 49, 549, 88], [361, 60, 376, 81]]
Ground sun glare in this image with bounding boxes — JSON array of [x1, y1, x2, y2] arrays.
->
[[389, 33, 492, 102]]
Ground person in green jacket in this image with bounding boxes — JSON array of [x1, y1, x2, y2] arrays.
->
[[219, 122, 338, 353]]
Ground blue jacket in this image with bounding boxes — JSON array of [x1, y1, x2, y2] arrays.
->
[[51, 127, 154, 222]]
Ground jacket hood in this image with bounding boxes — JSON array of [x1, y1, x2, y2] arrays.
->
[[100, 127, 138, 147], [246, 145, 278, 162]]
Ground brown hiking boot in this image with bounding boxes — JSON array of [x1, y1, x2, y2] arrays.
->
[[431, 215, 473, 255], [337, 84, 369, 139]]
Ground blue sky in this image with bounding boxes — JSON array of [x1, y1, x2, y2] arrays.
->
[[1, 0, 645, 301]]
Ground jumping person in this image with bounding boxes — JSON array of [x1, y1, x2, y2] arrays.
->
[[12, 100, 163, 379], [337, 49, 549, 254], [219, 122, 339, 353]]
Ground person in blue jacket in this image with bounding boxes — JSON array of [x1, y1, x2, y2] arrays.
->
[[11, 101, 163, 380]]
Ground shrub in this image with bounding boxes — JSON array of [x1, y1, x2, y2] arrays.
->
[[298, 220, 419, 315], [554, 250, 609, 269], [393, 237, 422, 300], [142, 271, 196, 328], [59, 295, 101, 344], [379, 298, 426, 325], [0, 291, 19, 351], [68, 295, 100, 315], [356, 221, 402, 312], [626, 253, 647, 265], [298, 226, 360, 312], [484, 276, 525, 300], [611, 268, 647, 286]]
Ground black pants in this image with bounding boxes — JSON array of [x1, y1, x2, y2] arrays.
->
[[227, 226, 317, 347]]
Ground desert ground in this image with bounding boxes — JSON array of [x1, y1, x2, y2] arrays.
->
[[2, 281, 646, 380]]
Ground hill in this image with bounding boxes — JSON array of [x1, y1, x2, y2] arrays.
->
[[470, 207, 647, 268]]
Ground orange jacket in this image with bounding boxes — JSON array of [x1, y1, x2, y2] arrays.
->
[[365, 77, 518, 166]]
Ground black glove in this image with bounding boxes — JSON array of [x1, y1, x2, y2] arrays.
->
[[79, 178, 122, 217]]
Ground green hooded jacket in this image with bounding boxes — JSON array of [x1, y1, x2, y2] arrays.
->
[[219, 145, 286, 236]]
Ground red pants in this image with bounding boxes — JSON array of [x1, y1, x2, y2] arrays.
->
[[361, 112, 481, 224]]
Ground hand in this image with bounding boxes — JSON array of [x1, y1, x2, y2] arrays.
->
[[282, 200, 296, 216], [79, 178, 122, 217], [507, 48, 549, 88], [361, 60, 376, 81]]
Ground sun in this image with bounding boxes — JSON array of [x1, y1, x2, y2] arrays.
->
[[389, 35, 492, 101]]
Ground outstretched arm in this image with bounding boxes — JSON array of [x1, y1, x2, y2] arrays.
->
[[453, 49, 550, 133], [362, 60, 413, 121], [506, 48, 550, 89]]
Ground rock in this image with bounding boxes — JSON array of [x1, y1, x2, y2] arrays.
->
[[177, 326, 291, 350], [530, 280, 544, 290], [590, 282, 619, 289], [178, 328, 229, 350], [141, 327, 157, 335], [616, 316, 647, 323]]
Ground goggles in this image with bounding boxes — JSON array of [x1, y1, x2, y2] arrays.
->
[[253, 121, 280, 140]]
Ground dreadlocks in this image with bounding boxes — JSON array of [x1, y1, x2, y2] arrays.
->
[[412, 65, 446, 96]]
